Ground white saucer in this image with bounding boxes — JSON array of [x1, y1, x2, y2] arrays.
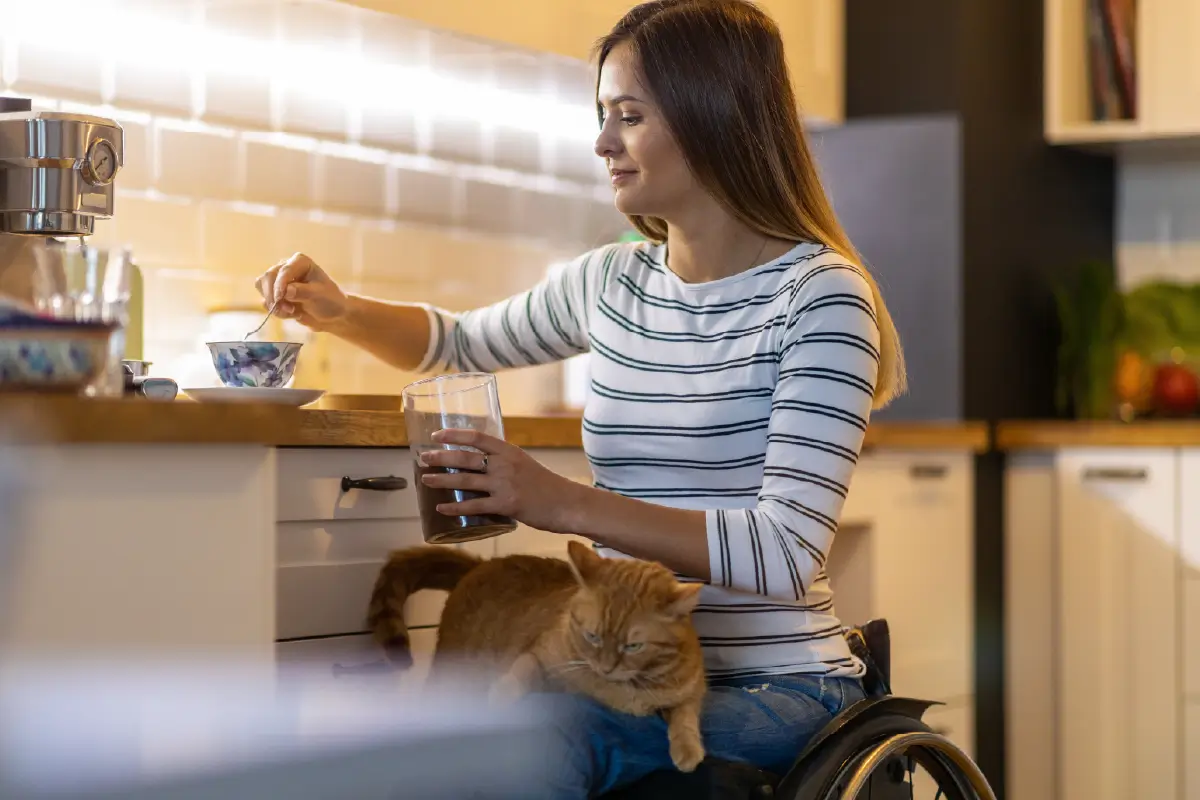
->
[[181, 387, 326, 407]]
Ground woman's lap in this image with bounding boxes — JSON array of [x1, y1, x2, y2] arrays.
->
[[534, 673, 866, 799]]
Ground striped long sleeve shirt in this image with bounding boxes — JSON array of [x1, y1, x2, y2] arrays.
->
[[418, 240, 877, 679]]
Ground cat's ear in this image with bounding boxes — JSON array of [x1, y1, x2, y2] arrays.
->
[[566, 540, 602, 586], [663, 583, 703, 619]]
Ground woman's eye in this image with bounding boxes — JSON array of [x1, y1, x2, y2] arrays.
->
[[620, 115, 642, 126], [623, 642, 644, 653]]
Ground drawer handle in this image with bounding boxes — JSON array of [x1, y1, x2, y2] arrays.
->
[[1082, 467, 1148, 482], [909, 464, 948, 479], [341, 475, 408, 492]]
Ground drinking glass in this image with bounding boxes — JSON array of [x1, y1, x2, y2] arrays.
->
[[31, 240, 132, 397], [402, 372, 517, 544]]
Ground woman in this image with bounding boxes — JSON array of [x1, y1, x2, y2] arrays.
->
[[256, 0, 906, 796]]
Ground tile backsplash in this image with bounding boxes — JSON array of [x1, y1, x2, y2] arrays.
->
[[1, 0, 628, 414], [1116, 152, 1200, 290]]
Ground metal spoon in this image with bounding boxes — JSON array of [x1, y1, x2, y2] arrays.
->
[[244, 298, 279, 340]]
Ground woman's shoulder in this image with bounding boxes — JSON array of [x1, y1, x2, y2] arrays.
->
[[559, 240, 661, 286], [784, 245, 874, 304]]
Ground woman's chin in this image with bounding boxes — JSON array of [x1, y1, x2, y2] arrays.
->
[[612, 190, 647, 217]]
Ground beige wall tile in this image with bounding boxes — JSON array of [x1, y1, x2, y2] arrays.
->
[[462, 179, 518, 236], [157, 126, 241, 201], [111, 59, 194, 116], [205, 72, 275, 131], [357, 223, 435, 283], [244, 140, 314, 208], [318, 155, 388, 217], [11, 41, 104, 103], [279, 215, 355, 277], [116, 196, 204, 268], [493, 127, 543, 174], [429, 116, 485, 164], [202, 204, 285, 279], [394, 167, 458, 226], [116, 119, 153, 191]]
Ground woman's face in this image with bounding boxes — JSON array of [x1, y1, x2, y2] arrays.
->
[[594, 42, 696, 218]]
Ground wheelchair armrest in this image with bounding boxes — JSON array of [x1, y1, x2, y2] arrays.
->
[[845, 619, 892, 696]]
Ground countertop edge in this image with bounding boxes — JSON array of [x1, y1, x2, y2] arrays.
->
[[996, 420, 1200, 449], [0, 397, 992, 450]]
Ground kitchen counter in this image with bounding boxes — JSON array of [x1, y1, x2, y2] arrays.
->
[[996, 419, 1200, 448], [0, 395, 990, 450]]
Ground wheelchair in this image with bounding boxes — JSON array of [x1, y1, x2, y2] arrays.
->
[[603, 619, 997, 800]]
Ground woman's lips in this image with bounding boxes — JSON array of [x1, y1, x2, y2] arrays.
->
[[610, 169, 637, 186]]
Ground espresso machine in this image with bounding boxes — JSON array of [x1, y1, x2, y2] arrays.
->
[[0, 96, 171, 398]]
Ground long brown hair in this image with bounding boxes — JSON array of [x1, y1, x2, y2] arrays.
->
[[594, 0, 907, 409]]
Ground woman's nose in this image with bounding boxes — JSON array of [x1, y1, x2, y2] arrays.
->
[[594, 126, 620, 159]]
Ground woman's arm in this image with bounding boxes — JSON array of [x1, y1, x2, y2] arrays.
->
[[423, 265, 881, 596], [256, 245, 617, 372]]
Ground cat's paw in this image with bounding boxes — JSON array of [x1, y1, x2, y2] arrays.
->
[[487, 673, 527, 707], [668, 731, 705, 773]]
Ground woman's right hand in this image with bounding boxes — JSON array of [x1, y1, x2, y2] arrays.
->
[[254, 253, 349, 330]]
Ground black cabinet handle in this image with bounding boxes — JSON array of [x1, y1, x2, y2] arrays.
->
[[340, 475, 408, 492], [1082, 467, 1148, 482], [909, 464, 948, 479]]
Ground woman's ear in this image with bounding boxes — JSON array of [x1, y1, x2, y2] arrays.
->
[[566, 539, 602, 586], [663, 583, 703, 619]]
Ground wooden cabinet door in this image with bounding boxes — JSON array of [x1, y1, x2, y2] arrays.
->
[[759, 0, 844, 124], [340, 0, 844, 124], [1139, 0, 1200, 135], [1055, 449, 1179, 800]]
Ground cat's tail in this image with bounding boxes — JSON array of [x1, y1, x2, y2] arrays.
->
[[367, 546, 482, 667]]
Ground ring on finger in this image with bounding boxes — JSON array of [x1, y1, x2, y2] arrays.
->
[[481, 453, 489, 472]]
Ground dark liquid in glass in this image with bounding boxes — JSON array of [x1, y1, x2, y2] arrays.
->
[[413, 462, 517, 544]]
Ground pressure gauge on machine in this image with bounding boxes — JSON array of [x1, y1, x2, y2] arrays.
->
[[81, 138, 119, 185]]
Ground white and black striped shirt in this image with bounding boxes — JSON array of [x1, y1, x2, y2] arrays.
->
[[420, 240, 876, 679]]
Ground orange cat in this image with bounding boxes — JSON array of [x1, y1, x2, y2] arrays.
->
[[367, 540, 708, 772]]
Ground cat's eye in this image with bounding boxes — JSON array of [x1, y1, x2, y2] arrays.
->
[[623, 642, 644, 653], [583, 631, 602, 647]]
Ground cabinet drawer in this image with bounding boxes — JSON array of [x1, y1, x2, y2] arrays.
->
[[277, 448, 417, 522], [276, 520, 494, 640], [275, 629, 437, 691]]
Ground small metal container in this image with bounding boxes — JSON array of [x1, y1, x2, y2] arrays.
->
[[121, 359, 151, 378]]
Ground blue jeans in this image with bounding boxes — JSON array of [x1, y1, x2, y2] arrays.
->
[[534, 673, 866, 799]]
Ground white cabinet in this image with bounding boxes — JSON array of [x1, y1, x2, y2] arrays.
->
[[4, 445, 276, 661], [834, 452, 974, 709], [1055, 449, 1179, 800]]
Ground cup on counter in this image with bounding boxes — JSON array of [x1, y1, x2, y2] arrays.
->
[[402, 372, 517, 544]]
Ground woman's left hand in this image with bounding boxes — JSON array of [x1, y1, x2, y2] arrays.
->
[[417, 428, 581, 532]]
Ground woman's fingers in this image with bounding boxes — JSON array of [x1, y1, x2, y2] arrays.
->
[[420, 449, 489, 471], [431, 428, 506, 453], [420, 469, 491, 493]]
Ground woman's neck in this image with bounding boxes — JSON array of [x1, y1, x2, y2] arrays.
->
[[663, 207, 795, 284]]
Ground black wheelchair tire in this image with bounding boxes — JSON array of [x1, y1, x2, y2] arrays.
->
[[775, 715, 975, 800]]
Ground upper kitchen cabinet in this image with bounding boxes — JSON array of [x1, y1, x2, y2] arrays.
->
[[1045, 0, 1200, 149], [339, 0, 846, 125]]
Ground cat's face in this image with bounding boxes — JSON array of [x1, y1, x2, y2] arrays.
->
[[564, 541, 701, 684]]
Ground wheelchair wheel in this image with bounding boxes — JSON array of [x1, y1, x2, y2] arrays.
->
[[824, 731, 996, 800], [777, 713, 991, 800]]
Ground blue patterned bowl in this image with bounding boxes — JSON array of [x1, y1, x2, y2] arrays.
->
[[0, 327, 112, 392], [206, 341, 303, 389]]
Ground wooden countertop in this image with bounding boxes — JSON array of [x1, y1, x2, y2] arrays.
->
[[0, 396, 990, 451], [996, 420, 1200, 449]]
